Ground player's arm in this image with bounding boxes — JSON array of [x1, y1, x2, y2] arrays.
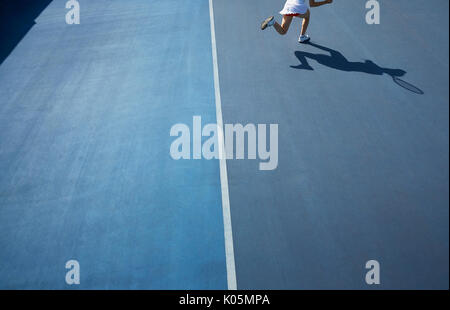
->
[[309, 0, 333, 8]]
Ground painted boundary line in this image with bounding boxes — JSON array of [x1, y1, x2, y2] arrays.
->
[[208, 0, 237, 290]]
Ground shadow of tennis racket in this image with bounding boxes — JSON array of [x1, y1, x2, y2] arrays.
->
[[392, 76, 424, 95]]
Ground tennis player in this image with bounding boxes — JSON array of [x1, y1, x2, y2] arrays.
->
[[261, 0, 333, 43]]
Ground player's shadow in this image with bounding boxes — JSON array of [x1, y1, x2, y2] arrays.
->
[[291, 42, 424, 95]]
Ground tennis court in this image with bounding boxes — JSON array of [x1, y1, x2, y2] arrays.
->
[[0, 0, 448, 289]]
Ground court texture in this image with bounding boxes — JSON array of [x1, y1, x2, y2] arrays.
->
[[0, 0, 448, 289]]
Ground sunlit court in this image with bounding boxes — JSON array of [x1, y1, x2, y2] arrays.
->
[[0, 0, 448, 291]]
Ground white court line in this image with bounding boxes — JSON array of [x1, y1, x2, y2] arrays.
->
[[209, 0, 237, 290]]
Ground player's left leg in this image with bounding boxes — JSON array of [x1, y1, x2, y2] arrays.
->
[[274, 15, 294, 35], [261, 15, 294, 35]]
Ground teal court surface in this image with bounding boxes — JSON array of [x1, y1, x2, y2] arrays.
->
[[0, 0, 448, 289]]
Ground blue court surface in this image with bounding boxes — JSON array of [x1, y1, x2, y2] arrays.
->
[[0, 0, 448, 289]]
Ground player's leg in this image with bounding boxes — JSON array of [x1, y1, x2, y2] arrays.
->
[[261, 15, 294, 36], [299, 10, 310, 35], [274, 15, 294, 35], [298, 10, 311, 43]]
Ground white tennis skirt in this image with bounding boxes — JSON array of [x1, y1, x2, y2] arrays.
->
[[280, 0, 309, 15]]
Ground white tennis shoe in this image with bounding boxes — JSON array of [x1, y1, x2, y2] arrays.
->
[[261, 16, 275, 30], [298, 34, 311, 43]]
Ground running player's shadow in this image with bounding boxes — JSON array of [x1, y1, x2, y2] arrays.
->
[[292, 42, 424, 95]]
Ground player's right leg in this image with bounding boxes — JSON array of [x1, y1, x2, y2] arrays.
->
[[298, 9, 311, 43]]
